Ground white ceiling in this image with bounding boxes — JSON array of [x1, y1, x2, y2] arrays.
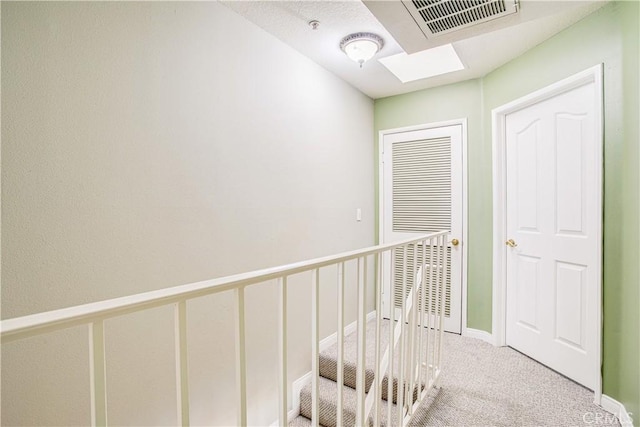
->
[[223, 1, 608, 99]]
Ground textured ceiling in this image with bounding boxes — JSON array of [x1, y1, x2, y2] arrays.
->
[[223, 1, 608, 99]]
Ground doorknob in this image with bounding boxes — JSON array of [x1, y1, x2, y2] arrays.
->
[[506, 239, 518, 248], [451, 239, 460, 246]]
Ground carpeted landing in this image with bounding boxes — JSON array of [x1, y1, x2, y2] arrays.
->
[[289, 319, 619, 427]]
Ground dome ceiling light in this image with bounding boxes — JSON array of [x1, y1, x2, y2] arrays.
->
[[339, 32, 384, 68]]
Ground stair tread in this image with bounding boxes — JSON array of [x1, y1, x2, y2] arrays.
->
[[299, 375, 399, 427], [288, 415, 313, 427], [320, 318, 436, 402]]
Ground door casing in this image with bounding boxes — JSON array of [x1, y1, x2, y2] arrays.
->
[[491, 65, 603, 404], [378, 118, 468, 336]]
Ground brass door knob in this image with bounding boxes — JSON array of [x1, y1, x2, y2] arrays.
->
[[451, 239, 459, 246], [506, 239, 518, 248]]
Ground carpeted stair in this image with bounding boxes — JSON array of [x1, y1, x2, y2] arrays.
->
[[289, 319, 426, 427]]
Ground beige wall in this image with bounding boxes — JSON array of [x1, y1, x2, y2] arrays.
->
[[1, 2, 375, 425]]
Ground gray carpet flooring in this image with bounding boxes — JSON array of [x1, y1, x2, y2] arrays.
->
[[291, 319, 619, 427], [408, 331, 619, 427]]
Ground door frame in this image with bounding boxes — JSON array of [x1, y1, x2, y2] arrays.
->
[[491, 64, 603, 403], [378, 118, 468, 335]]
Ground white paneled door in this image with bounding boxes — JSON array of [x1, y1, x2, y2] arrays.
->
[[381, 124, 464, 334], [504, 80, 600, 389]]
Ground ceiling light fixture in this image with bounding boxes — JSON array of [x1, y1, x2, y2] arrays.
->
[[340, 32, 384, 68]]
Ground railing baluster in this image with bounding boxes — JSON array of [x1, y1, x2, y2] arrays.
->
[[433, 236, 442, 377], [427, 237, 435, 383], [175, 301, 190, 426], [373, 252, 382, 427], [278, 277, 288, 426], [311, 269, 320, 427], [438, 236, 448, 369], [336, 263, 345, 427], [408, 243, 419, 416], [417, 240, 426, 390], [234, 287, 247, 427], [355, 256, 367, 426], [89, 321, 107, 427], [387, 249, 395, 425], [397, 245, 407, 427]]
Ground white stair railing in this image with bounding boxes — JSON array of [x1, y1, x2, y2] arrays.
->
[[364, 232, 449, 427], [0, 230, 449, 427]]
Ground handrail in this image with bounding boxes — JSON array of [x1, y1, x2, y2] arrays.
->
[[0, 232, 445, 343], [1, 230, 449, 427]]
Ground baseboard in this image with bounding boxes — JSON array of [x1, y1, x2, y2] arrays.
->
[[269, 371, 311, 426], [600, 394, 634, 426], [463, 328, 495, 345], [270, 310, 377, 425]]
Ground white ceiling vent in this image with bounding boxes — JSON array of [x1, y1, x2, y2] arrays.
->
[[364, 0, 521, 54], [406, 0, 518, 37]]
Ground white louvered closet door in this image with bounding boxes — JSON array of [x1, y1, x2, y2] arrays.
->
[[381, 125, 463, 333]]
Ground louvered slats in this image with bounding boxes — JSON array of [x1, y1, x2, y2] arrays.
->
[[392, 137, 451, 233], [391, 136, 453, 317], [393, 244, 452, 317], [411, 0, 508, 34], [404, 0, 518, 39]]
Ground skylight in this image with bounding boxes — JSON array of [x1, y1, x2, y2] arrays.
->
[[378, 44, 465, 83]]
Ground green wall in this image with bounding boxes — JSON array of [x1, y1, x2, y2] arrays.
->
[[375, 1, 639, 421], [374, 79, 489, 329]]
